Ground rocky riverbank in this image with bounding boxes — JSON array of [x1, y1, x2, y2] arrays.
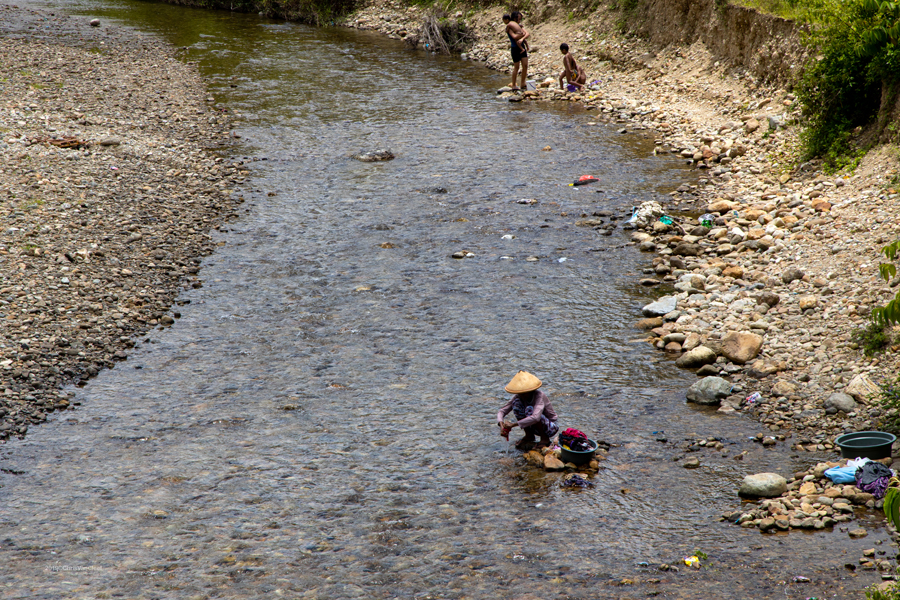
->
[[344, 0, 900, 542], [344, 0, 900, 448], [0, 3, 245, 440]]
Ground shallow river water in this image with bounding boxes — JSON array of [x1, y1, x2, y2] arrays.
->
[[0, 2, 892, 598]]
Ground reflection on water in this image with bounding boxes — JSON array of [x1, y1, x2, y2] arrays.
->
[[1, 1, 888, 597]]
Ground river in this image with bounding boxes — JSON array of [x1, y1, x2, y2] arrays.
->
[[0, 1, 888, 598]]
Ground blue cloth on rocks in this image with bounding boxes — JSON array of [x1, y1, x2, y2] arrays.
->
[[824, 465, 857, 484]]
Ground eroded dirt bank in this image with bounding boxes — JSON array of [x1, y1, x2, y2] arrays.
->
[[0, 2, 245, 439]]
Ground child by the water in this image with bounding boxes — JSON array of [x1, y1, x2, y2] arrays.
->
[[496, 371, 559, 450], [558, 43, 586, 91]]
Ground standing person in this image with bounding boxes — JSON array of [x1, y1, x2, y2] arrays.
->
[[497, 371, 559, 450], [504, 11, 529, 90], [558, 43, 586, 91]]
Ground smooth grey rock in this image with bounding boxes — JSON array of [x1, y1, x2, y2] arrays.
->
[[825, 392, 858, 413], [686, 376, 731, 405], [642, 295, 677, 317], [739, 473, 787, 498]]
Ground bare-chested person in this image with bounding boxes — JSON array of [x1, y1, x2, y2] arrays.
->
[[558, 43, 586, 91], [504, 11, 529, 90]]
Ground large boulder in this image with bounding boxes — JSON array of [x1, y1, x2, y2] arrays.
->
[[675, 346, 717, 368], [642, 296, 677, 317], [721, 331, 763, 364], [739, 473, 787, 498], [686, 376, 732, 405], [825, 392, 858, 413]]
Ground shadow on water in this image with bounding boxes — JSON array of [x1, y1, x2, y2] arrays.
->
[[1, 0, 890, 597]]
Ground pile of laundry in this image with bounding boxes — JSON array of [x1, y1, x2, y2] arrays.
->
[[559, 428, 592, 452], [824, 458, 895, 499]]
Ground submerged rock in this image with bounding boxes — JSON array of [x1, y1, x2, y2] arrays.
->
[[351, 149, 395, 162]]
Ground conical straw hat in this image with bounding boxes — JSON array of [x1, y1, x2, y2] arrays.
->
[[505, 370, 542, 394]]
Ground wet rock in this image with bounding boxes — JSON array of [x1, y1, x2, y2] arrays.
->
[[825, 393, 858, 414], [544, 454, 565, 470], [90, 18, 100, 26], [683, 456, 700, 469], [721, 331, 763, 364], [351, 149, 395, 162], [849, 528, 869, 539], [686, 376, 731, 405], [637, 317, 664, 329], [642, 296, 677, 317], [523, 450, 544, 466], [739, 473, 787, 498], [675, 346, 717, 368]]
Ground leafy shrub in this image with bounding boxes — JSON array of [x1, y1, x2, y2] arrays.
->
[[874, 239, 900, 326], [867, 581, 900, 599], [876, 374, 900, 434], [796, 0, 900, 167], [852, 318, 893, 355]]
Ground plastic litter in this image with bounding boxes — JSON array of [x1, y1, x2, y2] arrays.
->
[[683, 556, 700, 568], [699, 213, 715, 228], [658, 215, 673, 225], [626, 206, 638, 224], [745, 392, 762, 404], [569, 175, 600, 187]]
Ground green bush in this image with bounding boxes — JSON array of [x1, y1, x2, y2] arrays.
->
[[874, 239, 900, 326], [796, 0, 900, 167], [852, 318, 893, 356], [867, 581, 900, 599], [875, 374, 900, 434]]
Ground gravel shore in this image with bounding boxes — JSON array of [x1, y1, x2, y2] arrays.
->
[[0, 3, 245, 440]]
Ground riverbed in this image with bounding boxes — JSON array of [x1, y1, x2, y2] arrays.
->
[[0, 1, 890, 598]]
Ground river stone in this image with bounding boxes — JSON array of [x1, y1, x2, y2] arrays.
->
[[846, 373, 880, 402], [756, 291, 781, 307], [673, 242, 702, 257], [675, 345, 717, 368], [799, 295, 818, 310], [686, 376, 731, 405], [642, 296, 677, 317], [825, 392, 857, 413], [747, 359, 784, 378], [544, 454, 565, 471], [782, 267, 805, 284], [721, 331, 763, 364], [637, 317, 663, 329], [849, 528, 868, 539], [739, 473, 787, 498], [770, 380, 796, 397], [683, 456, 700, 469], [682, 332, 702, 351], [351, 149, 395, 162]]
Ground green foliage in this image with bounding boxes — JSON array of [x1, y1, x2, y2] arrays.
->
[[852, 318, 893, 355], [166, 0, 358, 25], [793, 0, 900, 168], [883, 486, 900, 529], [874, 239, 900, 326], [729, 0, 825, 22], [867, 583, 900, 600], [876, 374, 900, 433]]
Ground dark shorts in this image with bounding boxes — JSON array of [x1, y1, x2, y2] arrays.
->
[[511, 45, 527, 64]]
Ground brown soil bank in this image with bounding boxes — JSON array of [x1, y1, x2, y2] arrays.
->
[[0, 4, 243, 440], [621, 0, 804, 84]]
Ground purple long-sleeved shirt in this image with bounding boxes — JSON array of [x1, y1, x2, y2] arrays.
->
[[496, 390, 558, 429]]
